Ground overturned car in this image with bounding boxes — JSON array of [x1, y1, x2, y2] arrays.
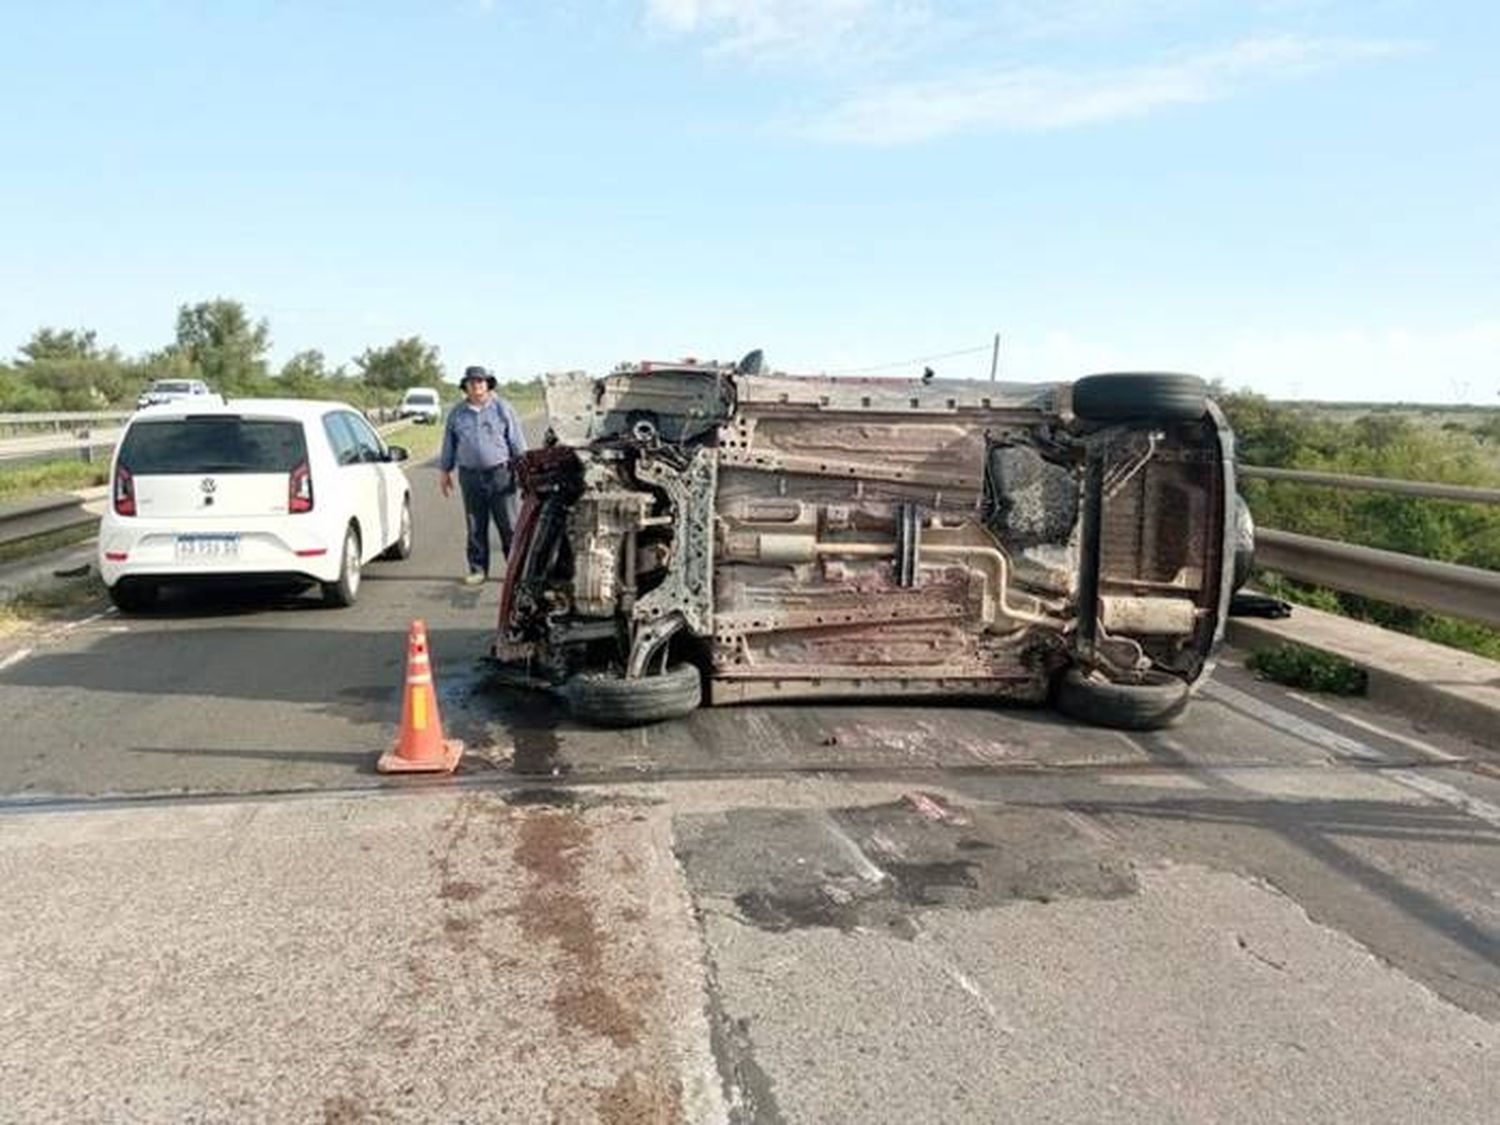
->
[[492, 355, 1242, 730]]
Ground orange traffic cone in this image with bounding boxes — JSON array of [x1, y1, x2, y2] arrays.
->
[[378, 620, 464, 774]]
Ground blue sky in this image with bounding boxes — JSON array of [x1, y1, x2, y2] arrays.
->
[[1, 1, 1495, 402]]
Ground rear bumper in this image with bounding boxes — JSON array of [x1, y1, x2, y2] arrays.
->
[[99, 520, 342, 586]]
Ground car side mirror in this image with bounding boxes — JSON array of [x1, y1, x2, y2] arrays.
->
[[386, 445, 409, 462]]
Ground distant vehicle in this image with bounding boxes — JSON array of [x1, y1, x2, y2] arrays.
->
[[398, 386, 443, 424], [135, 378, 217, 410], [493, 355, 1244, 731], [99, 399, 414, 612]]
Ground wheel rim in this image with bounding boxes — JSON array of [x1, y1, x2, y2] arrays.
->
[[345, 532, 361, 596]]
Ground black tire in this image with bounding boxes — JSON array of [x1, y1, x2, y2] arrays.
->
[[1072, 373, 1207, 423], [321, 525, 362, 607], [381, 497, 414, 560], [566, 663, 702, 727], [107, 580, 158, 613], [1054, 667, 1189, 730]]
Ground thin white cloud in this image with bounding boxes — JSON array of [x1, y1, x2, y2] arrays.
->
[[984, 0, 1198, 40], [797, 35, 1411, 143], [644, 0, 935, 64]]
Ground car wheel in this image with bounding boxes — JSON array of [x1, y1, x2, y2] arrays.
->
[[1054, 667, 1189, 730], [107, 580, 158, 614], [566, 663, 702, 727], [1072, 373, 1208, 423], [321, 525, 362, 607], [381, 497, 414, 560]]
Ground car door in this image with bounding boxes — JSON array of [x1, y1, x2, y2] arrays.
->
[[321, 412, 384, 559], [344, 411, 398, 553]]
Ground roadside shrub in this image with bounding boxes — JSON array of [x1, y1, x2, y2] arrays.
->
[[1246, 644, 1368, 695]]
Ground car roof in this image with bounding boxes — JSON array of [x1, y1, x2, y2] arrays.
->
[[131, 398, 362, 422]]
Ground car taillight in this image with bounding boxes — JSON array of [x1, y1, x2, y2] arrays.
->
[[113, 465, 136, 516], [289, 461, 314, 512]]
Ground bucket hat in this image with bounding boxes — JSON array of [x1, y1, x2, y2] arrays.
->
[[460, 365, 497, 390]]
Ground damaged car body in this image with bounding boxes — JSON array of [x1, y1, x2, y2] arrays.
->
[[492, 354, 1240, 730]]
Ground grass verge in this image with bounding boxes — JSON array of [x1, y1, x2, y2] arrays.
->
[[389, 419, 445, 463], [1246, 642, 1368, 695], [0, 459, 108, 505]]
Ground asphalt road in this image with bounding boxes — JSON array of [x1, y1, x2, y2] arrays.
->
[[0, 456, 1497, 1122]]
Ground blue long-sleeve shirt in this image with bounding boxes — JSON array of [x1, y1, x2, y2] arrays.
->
[[440, 397, 527, 473]]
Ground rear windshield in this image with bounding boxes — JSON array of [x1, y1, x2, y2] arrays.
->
[[404, 391, 438, 404], [151, 381, 193, 394], [119, 417, 307, 474]]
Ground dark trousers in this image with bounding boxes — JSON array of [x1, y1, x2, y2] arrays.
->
[[458, 466, 517, 576]]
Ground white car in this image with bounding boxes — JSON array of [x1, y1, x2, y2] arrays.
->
[[397, 386, 443, 424], [135, 378, 218, 410], [99, 399, 414, 611]]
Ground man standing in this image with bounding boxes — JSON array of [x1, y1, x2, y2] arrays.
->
[[439, 366, 528, 585]]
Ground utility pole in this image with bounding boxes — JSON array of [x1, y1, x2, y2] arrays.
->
[[988, 332, 1000, 382]]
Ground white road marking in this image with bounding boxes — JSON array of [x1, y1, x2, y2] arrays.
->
[[909, 937, 1016, 1034], [1206, 681, 1500, 830], [818, 811, 888, 884], [944, 964, 1012, 1032], [1286, 691, 1464, 764], [1203, 681, 1386, 762], [1387, 771, 1500, 831], [0, 648, 33, 673]]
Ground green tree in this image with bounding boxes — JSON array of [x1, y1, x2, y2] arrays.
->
[[1219, 389, 1500, 660], [173, 299, 271, 395], [0, 364, 58, 411], [12, 326, 133, 409], [18, 327, 101, 363], [277, 349, 349, 398], [354, 336, 443, 392]]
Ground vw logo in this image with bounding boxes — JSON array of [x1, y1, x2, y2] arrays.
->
[[200, 478, 217, 494]]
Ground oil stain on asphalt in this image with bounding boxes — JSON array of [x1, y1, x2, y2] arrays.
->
[[675, 798, 1137, 937]]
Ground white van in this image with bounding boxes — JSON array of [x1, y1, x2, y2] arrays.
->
[[398, 387, 443, 424], [135, 379, 217, 410]]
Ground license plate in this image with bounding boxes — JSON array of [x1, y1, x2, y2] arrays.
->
[[175, 534, 240, 560]]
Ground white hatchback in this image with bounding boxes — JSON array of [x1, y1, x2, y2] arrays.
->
[[99, 399, 414, 611]]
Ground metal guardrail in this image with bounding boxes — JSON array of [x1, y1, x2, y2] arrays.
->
[[0, 420, 417, 555], [1255, 529, 1500, 630], [1240, 465, 1500, 506], [1242, 462, 1500, 629], [0, 411, 130, 430], [0, 406, 410, 465]]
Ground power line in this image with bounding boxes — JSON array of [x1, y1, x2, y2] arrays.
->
[[813, 342, 994, 375]]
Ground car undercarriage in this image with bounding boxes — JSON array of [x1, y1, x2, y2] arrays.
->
[[493, 356, 1238, 730]]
